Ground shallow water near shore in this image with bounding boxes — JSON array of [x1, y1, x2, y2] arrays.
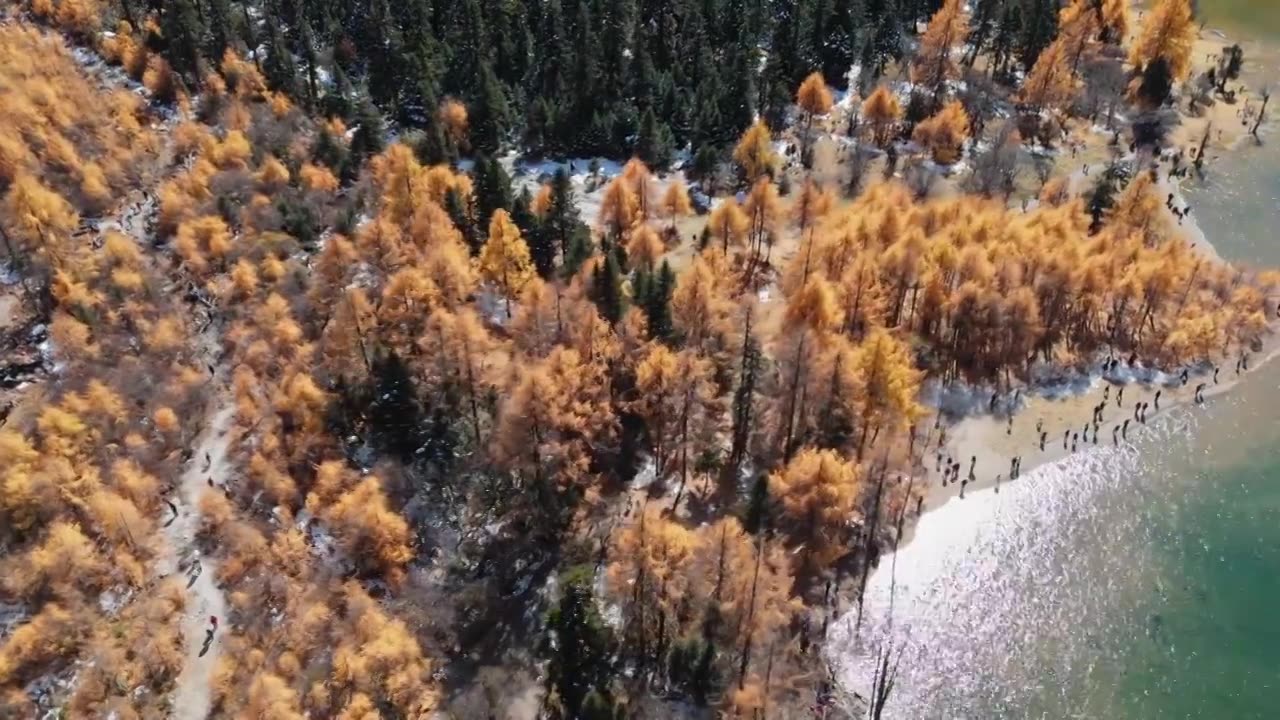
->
[[832, 30, 1280, 718]]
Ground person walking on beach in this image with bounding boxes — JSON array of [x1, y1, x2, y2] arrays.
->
[[1122, 419, 1130, 440], [968, 456, 976, 483], [1040, 431, 1047, 451], [1154, 389, 1162, 411], [1195, 383, 1206, 404], [1072, 433, 1079, 453], [1007, 415, 1013, 436], [1179, 369, 1189, 386], [1214, 366, 1220, 384], [1112, 425, 1120, 446], [1117, 386, 1125, 408], [1064, 429, 1070, 450]]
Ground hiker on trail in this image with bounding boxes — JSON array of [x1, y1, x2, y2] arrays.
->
[[1154, 390, 1162, 411]]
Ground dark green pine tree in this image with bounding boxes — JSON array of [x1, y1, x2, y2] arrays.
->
[[743, 473, 770, 534], [1087, 162, 1129, 234], [369, 351, 423, 463], [726, 309, 760, 485], [643, 260, 676, 342], [635, 108, 676, 170], [719, 40, 757, 141], [544, 168, 585, 263], [562, 225, 594, 278], [862, 0, 904, 85], [348, 100, 386, 167], [819, 0, 864, 89], [1017, 0, 1059, 70], [205, 0, 234, 64], [313, 126, 348, 171], [599, 0, 636, 103], [484, 0, 531, 88], [161, 0, 204, 81], [361, 0, 405, 112], [472, 154, 514, 227], [590, 249, 626, 324], [400, 0, 444, 125], [544, 566, 617, 719], [445, 187, 484, 254], [470, 62, 511, 154], [263, 14, 300, 96], [567, 0, 605, 153], [444, 0, 488, 89], [512, 186, 555, 277]]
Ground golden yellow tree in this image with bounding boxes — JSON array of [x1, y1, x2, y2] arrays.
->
[[688, 518, 800, 689], [631, 344, 722, 510], [707, 197, 749, 254], [911, 0, 969, 98], [606, 505, 696, 664], [1129, 0, 1196, 81], [796, 72, 834, 163], [848, 328, 924, 459], [913, 100, 971, 164], [1021, 39, 1077, 112], [478, 209, 535, 317], [861, 86, 902, 149], [321, 476, 413, 584], [770, 448, 861, 574], [660, 179, 692, 233], [733, 120, 779, 181]]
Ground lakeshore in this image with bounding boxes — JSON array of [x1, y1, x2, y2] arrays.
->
[[832, 14, 1280, 716]]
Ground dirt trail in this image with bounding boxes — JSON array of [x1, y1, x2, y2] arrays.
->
[[160, 399, 233, 720], [117, 186, 233, 717]]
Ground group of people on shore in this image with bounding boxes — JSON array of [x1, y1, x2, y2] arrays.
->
[[935, 351, 1255, 501]]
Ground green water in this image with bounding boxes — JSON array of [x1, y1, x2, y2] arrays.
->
[[1203, 0, 1280, 40]]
